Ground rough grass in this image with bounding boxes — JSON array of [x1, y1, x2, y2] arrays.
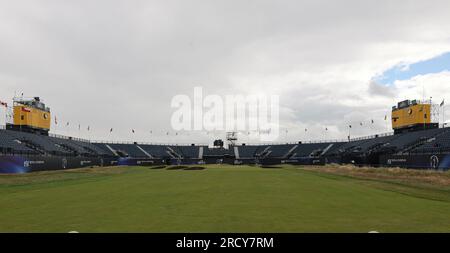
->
[[1, 164, 450, 232], [296, 164, 450, 203], [300, 164, 450, 186]]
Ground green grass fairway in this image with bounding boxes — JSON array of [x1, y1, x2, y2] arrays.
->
[[1, 165, 450, 232]]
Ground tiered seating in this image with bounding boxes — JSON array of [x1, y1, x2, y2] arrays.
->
[[326, 139, 367, 155], [49, 137, 110, 156], [107, 143, 147, 157], [76, 141, 111, 156], [203, 147, 233, 157], [5, 130, 70, 155], [172, 146, 200, 159], [92, 143, 117, 156], [139, 145, 171, 158], [266, 144, 296, 158], [292, 143, 332, 158], [0, 130, 37, 154], [235, 145, 260, 158], [3, 126, 450, 161], [382, 128, 444, 151], [355, 136, 392, 152], [345, 135, 397, 154], [412, 130, 450, 153], [49, 137, 90, 155], [254, 145, 271, 156], [320, 142, 345, 155]]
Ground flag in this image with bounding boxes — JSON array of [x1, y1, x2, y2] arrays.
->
[[440, 99, 445, 107]]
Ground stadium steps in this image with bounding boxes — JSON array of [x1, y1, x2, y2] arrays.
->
[[48, 139, 83, 156], [257, 146, 272, 159], [234, 146, 240, 159], [320, 143, 334, 156], [18, 139, 47, 155], [49, 138, 98, 156], [57, 143, 79, 156], [399, 129, 450, 154], [0, 130, 37, 154], [198, 146, 203, 159], [80, 146, 100, 156], [283, 145, 298, 159], [105, 144, 119, 156], [166, 149, 177, 159], [136, 145, 153, 158], [167, 146, 182, 159], [400, 139, 430, 154], [366, 142, 385, 154], [409, 128, 450, 154]]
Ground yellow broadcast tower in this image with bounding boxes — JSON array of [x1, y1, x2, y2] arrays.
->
[[391, 99, 439, 134], [6, 97, 51, 135]]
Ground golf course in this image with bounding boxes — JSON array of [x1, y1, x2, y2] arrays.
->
[[1, 164, 450, 232]]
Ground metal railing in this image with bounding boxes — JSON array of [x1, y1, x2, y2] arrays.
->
[[349, 131, 395, 142], [91, 140, 209, 146], [2, 124, 450, 148], [48, 133, 91, 143], [239, 139, 347, 146]]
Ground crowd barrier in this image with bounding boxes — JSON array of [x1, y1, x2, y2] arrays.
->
[[0, 155, 117, 173], [2, 153, 449, 174]]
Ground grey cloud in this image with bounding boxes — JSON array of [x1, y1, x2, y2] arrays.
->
[[368, 81, 396, 98], [1, 0, 450, 143]]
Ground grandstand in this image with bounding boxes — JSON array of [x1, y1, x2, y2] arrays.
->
[[2, 125, 450, 171], [1, 97, 450, 172]]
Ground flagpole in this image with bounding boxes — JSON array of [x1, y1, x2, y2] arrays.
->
[[348, 125, 351, 141]]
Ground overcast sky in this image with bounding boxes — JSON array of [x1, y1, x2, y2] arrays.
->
[[1, 0, 450, 144]]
